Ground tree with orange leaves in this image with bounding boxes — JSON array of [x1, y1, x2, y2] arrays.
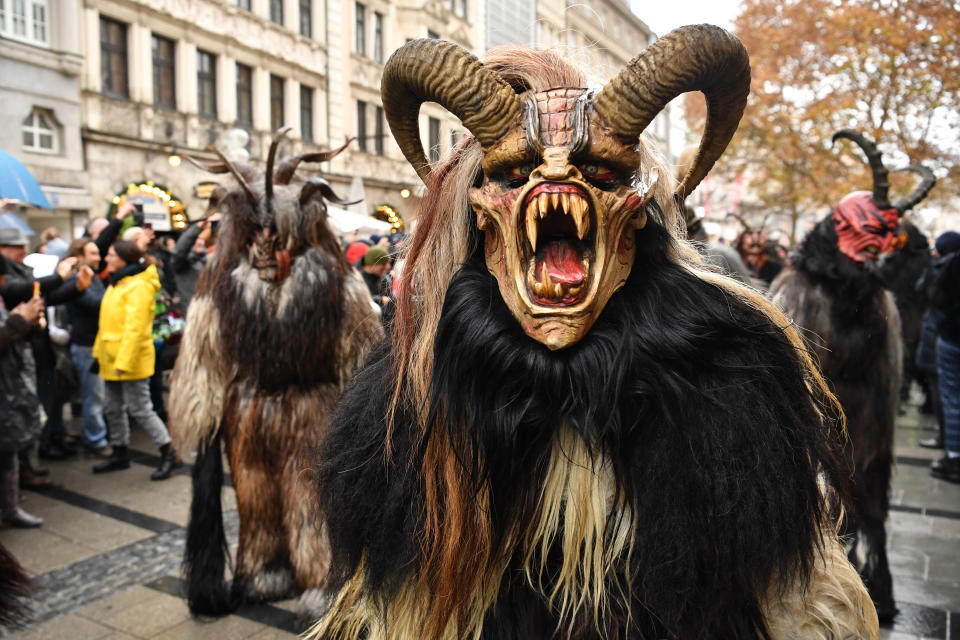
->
[[684, 0, 959, 244]]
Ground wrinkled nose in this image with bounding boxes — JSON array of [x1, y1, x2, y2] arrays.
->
[[531, 147, 581, 181]]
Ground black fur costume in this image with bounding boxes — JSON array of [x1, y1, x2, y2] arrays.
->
[[772, 215, 902, 622], [317, 220, 848, 639]]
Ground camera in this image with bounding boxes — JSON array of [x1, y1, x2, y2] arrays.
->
[[132, 203, 145, 226]]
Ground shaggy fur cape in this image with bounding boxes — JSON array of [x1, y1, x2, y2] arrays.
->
[[314, 218, 873, 639], [771, 215, 902, 621], [169, 164, 383, 617]]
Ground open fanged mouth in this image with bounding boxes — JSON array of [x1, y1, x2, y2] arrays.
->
[[522, 184, 594, 306]]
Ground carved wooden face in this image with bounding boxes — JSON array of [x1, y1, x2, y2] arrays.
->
[[469, 88, 658, 350], [832, 191, 903, 265]]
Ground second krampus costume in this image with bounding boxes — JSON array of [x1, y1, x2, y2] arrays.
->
[[168, 135, 383, 617], [312, 27, 878, 639], [771, 130, 936, 622]]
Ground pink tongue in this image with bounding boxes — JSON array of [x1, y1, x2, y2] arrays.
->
[[537, 239, 585, 285]]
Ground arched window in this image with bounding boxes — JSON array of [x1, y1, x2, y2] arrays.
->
[[22, 108, 57, 153]]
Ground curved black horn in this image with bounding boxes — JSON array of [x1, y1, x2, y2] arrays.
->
[[831, 129, 890, 208], [189, 149, 260, 205], [299, 177, 361, 208], [265, 128, 291, 206], [275, 138, 354, 185], [594, 25, 751, 201], [891, 164, 936, 213], [381, 39, 522, 183]]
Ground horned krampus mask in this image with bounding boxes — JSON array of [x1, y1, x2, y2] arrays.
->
[[831, 130, 935, 265], [191, 130, 354, 282], [382, 25, 750, 349]]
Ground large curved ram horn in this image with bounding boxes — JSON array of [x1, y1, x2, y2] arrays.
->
[[381, 39, 522, 183], [831, 129, 890, 208], [594, 24, 750, 201], [274, 137, 354, 185], [189, 149, 260, 204], [891, 164, 936, 213]]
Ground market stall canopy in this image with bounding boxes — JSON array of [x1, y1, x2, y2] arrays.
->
[[327, 206, 392, 236], [0, 150, 53, 210]]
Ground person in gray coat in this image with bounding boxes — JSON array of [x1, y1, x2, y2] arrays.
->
[[0, 257, 46, 527]]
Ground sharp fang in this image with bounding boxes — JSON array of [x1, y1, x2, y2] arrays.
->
[[550, 193, 559, 211], [560, 192, 570, 216], [540, 263, 556, 291], [538, 194, 550, 217], [554, 283, 563, 298], [533, 280, 544, 296], [526, 212, 538, 252], [572, 195, 590, 239]]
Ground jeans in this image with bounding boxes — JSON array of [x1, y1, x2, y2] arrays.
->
[[37, 365, 63, 442], [937, 337, 960, 455], [102, 378, 171, 449], [70, 344, 108, 449]]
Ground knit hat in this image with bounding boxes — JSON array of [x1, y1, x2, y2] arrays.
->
[[112, 241, 143, 265], [935, 231, 960, 256], [0, 227, 29, 247], [363, 246, 389, 266]]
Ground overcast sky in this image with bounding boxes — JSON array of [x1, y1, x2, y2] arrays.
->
[[629, 0, 743, 37]]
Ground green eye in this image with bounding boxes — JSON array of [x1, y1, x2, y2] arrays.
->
[[583, 164, 599, 174], [508, 164, 533, 180]]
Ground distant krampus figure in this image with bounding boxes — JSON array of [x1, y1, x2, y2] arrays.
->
[[168, 132, 383, 618], [732, 214, 786, 286], [771, 129, 936, 622], [311, 28, 879, 640]]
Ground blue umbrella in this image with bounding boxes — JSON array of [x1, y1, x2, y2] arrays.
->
[[0, 149, 53, 209], [0, 213, 36, 235]]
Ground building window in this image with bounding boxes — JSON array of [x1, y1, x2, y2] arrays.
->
[[270, 74, 284, 131], [449, 0, 466, 18], [0, 0, 47, 45], [151, 34, 176, 109], [354, 2, 365, 55], [235, 0, 251, 10], [450, 129, 460, 149], [235, 63, 253, 127], [100, 17, 128, 99], [299, 0, 311, 37], [373, 12, 383, 63], [356, 100, 367, 152], [427, 29, 439, 39], [374, 105, 384, 155], [269, 0, 282, 25], [300, 85, 313, 143], [428, 116, 440, 163], [21, 108, 56, 152], [197, 50, 217, 118]]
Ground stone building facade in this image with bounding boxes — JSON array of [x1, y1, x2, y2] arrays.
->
[[3, 0, 663, 235]]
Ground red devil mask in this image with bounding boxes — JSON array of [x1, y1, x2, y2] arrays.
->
[[831, 191, 902, 264]]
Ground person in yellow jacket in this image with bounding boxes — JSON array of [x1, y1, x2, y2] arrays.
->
[[92, 241, 178, 480]]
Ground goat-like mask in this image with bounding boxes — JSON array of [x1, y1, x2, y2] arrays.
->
[[382, 25, 751, 349], [831, 130, 935, 266], [192, 131, 355, 283]]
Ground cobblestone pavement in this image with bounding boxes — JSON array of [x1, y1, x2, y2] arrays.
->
[[0, 399, 957, 639]]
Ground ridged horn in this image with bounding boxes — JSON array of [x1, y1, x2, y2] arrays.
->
[[831, 129, 890, 208], [891, 164, 936, 213], [189, 149, 260, 204], [275, 138, 354, 185], [594, 24, 750, 201], [381, 38, 522, 183], [265, 127, 291, 206]]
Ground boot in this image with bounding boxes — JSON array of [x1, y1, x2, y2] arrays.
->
[[18, 453, 49, 477], [19, 463, 52, 490], [150, 444, 181, 481], [2, 470, 43, 528], [93, 445, 130, 474]]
